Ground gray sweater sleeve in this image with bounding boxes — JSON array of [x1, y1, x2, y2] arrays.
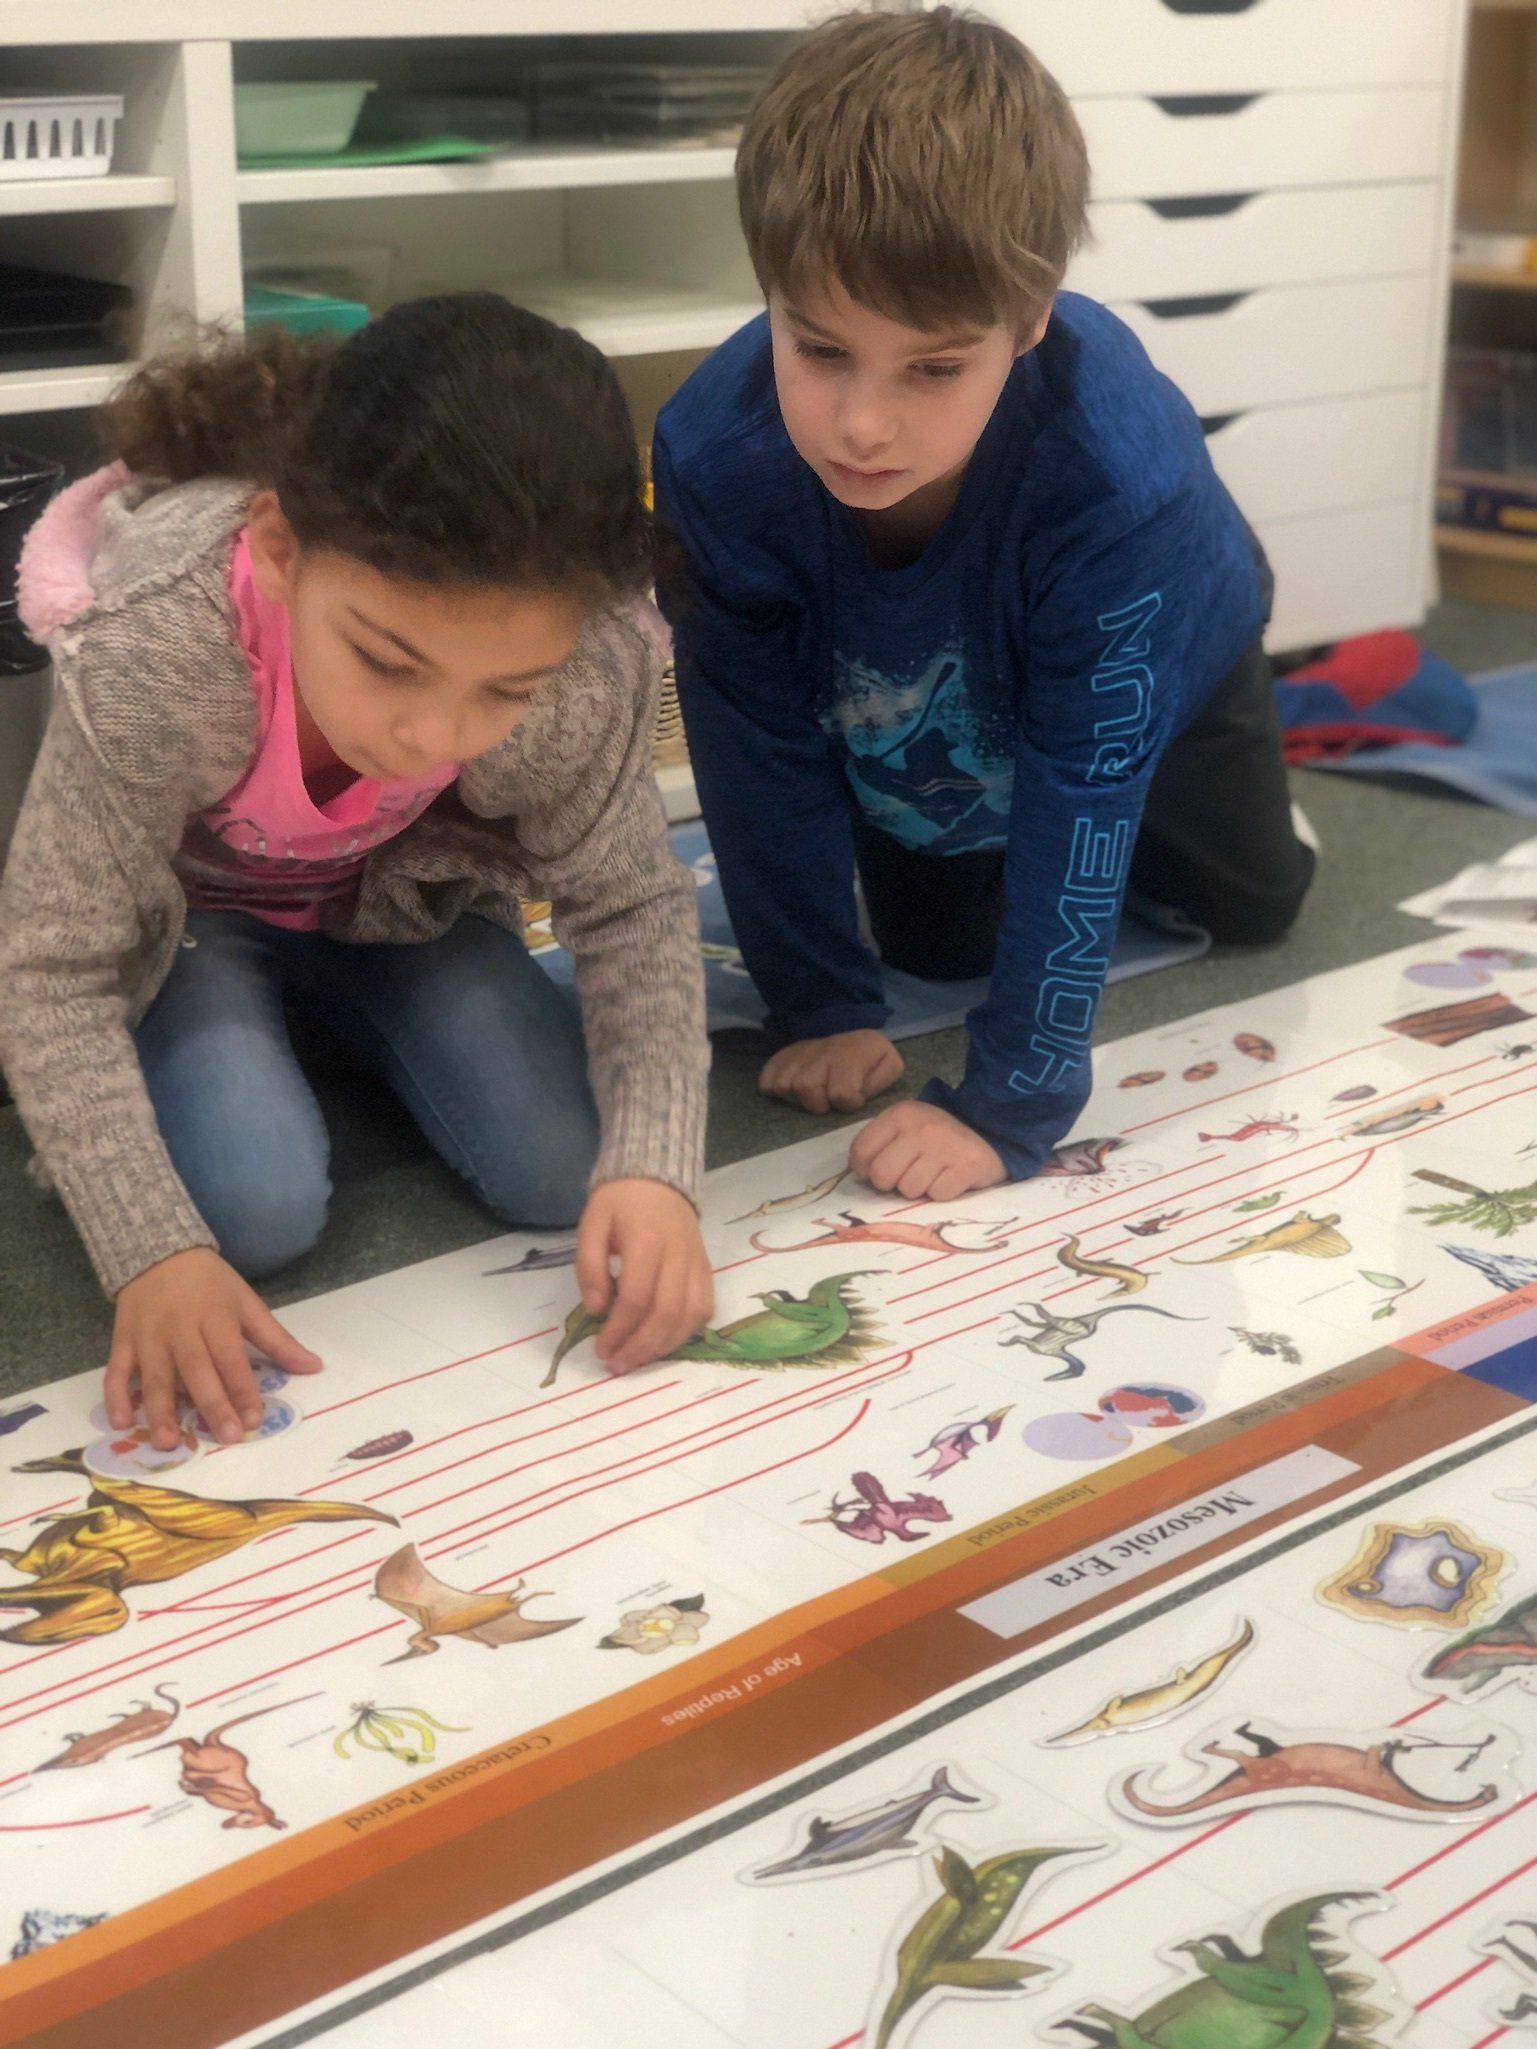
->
[[0, 698, 218, 1295]]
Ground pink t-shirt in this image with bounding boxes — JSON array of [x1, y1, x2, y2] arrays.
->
[[176, 535, 459, 930]]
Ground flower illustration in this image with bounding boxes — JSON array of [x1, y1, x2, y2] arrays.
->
[[598, 1594, 710, 1654]]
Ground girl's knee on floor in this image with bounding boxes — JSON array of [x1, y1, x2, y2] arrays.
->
[[202, 1156, 331, 1281]]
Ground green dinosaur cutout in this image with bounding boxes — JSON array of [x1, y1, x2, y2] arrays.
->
[[1055, 1891, 1399, 2049], [542, 1271, 882, 1388]]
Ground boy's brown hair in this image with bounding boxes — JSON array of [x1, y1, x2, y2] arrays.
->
[[737, 6, 1089, 336]]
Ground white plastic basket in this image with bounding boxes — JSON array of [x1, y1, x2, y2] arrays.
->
[[0, 93, 123, 181]]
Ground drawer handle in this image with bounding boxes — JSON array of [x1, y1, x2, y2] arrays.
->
[[1199, 412, 1241, 436], [1140, 291, 1251, 319], [1151, 93, 1263, 116], [1146, 193, 1256, 219], [1159, 0, 1265, 14]]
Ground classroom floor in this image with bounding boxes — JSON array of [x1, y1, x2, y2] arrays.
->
[[4, 594, 1537, 1397]]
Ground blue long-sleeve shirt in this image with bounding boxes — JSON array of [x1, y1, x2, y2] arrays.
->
[[653, 294, 1265, 1178]]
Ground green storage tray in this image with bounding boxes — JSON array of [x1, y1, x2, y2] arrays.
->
[[243, 282, 370, 338]]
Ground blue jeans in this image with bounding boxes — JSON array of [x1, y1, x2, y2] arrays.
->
[[135, 912, 600, 1279]]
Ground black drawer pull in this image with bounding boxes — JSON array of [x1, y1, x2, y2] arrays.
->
[[1160, 0, 1265, 14], [1140, 292, 1251, 318], [1152, 93, 1262, 115], [1147, 192, 1256, 218]]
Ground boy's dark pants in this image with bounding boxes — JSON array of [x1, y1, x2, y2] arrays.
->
[[852, 632, 1315, 984]]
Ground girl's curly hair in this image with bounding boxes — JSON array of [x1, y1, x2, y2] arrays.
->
[[102, 294, 651, 598]]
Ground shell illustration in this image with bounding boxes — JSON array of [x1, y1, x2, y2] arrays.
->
[[1234, 1033, 1276, 1063], [1118, 1070, 1165, 1088], [1183, 1061, 1219, 1082]]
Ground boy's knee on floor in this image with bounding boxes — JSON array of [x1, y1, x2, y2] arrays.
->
[[1204, 844, 1316, 948]]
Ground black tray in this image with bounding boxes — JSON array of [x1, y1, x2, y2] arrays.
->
[[0, 262, 131, 371]]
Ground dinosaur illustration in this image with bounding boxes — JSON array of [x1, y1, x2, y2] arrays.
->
[[141, 1693, 322, 1830], [372, 1543, 581, 1660], [1479, 1918, 1537, 2027], [1117, 1720, 1501, 1823], [1174, 1210, 1351, 1267], [806, 1472, 949, 1545], [916, 1408, 1012, 1479], [999, 1302, 1203, 1380], [1041, 1137, 1126, 1176], [544, 1270, 882, 1388], [752, 1765, 980, 1879], [36, 1684, 181, 1770], [1127, 1211, 1185, 1237], [726, 1168, 851, 1223], [0, 1451, 398, 1647], [1423, 1587, 1537, 1693], [0, 1403, 46, 1439], [1056, 1234, 1149, 1296], [750, 1211, 1018, 1256], [1054, 1891, 1400, 2049], [1046, 1622, 1254, 1745], [1197, 1116, 1298, 1144]]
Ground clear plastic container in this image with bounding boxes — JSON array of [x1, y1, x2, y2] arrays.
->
[[234, 81, 376, 160], [530, 60, 768, 145], [356, 89, 531, 149]]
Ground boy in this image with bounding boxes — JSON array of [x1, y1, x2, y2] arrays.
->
[[653, 7, 1314, 1203]]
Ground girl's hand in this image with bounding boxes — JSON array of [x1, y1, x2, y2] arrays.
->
[[759, 1029, 904, 1114], [849, 1100, 1007, 1202], [108, 1247, 324, 1450], [575, 1179, 715, 1376]]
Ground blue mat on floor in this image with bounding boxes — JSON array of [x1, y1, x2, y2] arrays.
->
[[536, 820, 1210, 1040], [1306, 664, 1537, 816]]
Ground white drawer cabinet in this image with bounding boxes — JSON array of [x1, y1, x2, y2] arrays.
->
[[992, 0, 1459, 97], [1072, 185, 1442, 305], [1113, 278, 1440, 417], [1259, 503, 1428, 653], [1081, 88, 1446, 202], [1204, 391, 1429, 525]]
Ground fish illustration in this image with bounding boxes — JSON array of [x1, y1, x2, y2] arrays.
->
[[1039, 1136, 1125, 1177], [373, 1544, 581, 1661], [1045, 1621, 1255, 1744], [1331, 1084, 1378, 1105], [0, 1404, 46, 1439], [1174, 1209, 1351, 1266], [1117, 1070, 1165, 1089], [1423, 1588, 1537, 1693], [1126, 1210, 1185, 1237], [1055, 1234, 1148, 1296], [916, 1408, 1012, 1479], [1234, 1033, 1276, 1063], [726, 1169, 851, 1224], [483, 1244, 576, 1275], [1183, 1061, 1218, 1082], [1339, 1092, 1445, 1139], [751, 1766, 981, 1879], [36, 1684, 181, 1770]]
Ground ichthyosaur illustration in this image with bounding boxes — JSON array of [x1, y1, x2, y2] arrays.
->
[[0, 1451, 399, 1647], [999, 1301, 1203, 1381], [1053, 1890, 1402, 2049], [751, 1765, 980, 1879], [1046, 1621, 1254, 1745], [544, 1271, 882, 1388]]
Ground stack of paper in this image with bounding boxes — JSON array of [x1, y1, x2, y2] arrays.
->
[[1400, 832, 1537, 937]]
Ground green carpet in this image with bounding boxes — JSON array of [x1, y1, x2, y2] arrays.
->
[[4, 597, 1536, 1396]]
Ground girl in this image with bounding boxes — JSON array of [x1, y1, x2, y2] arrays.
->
[[1, 295, 713, 1450]]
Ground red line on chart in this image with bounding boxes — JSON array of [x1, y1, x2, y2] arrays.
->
[[1324, 1051, 1502, 1116], [0, 1804, 151, 1830], [1015, 1817, 1246, 1945], [1120, 1036, 1401, 1135], [0, 1492, 74, 1533], [1469, 2032, 1510, 2049], [293, 1376, 684, 1496], [1416, 1955, 1494, 2012], [1452, 1061, 1537, 1097], [1388, 1789, 1537, 1890], [301, 1326, 559, 1422], [1382, 1851, 1537, 1961], [191, 1397, 875, 1709]]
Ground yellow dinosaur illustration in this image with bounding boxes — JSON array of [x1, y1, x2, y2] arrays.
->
[[1046, 1620, 1256, 1744], [0, 1450, 399, 1647], [1174, 1210, 1351, 1267]]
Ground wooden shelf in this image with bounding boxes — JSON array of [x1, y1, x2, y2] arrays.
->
[[0, 361, 136, 418], [0, 173, 176, 217], [1439, 524, 1537, 561], [237, 145, 736, 206], [1438, 522, 1537, 608], [1453, 259, 1537, 290]]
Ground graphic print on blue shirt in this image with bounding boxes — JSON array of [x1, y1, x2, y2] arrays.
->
[[823, 641, 1014, 851]]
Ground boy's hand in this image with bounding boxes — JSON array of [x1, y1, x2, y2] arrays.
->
[[575, 1179, 715, 1376], [108, 1247, 324, 1451], [849, 1101, 1007, 1202], [759, 1029, 904, 1114]]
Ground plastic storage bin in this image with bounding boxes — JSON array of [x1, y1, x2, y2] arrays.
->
[[530, 62, 769, 146], [0, 92, 122, 180], [356, 90, 531, 149], [1437, 346, 1537, 537], [0, 263, 131, 370], [235, 81, 375, 160], [244, 282, 371, 339], [244, 237, 396, 314]]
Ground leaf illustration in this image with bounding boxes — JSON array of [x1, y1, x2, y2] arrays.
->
[[1371, 1304, 1397, 1321], [1235, 1192, 1282, 1213], [671, 1593, 708, 1612], [1360, 1271, 1405, 1291], [924, 1960, 1046, 1990]]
